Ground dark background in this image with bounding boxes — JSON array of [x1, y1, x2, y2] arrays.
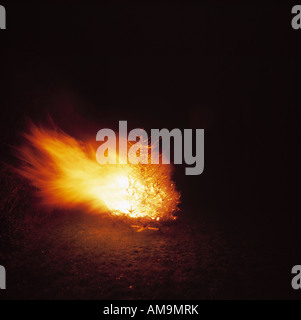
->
[[0, 1, 298, 299]]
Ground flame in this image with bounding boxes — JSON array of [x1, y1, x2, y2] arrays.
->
[[15, 123, 180, 222]]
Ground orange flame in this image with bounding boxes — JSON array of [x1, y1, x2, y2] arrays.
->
[[15, 123, 180, 222]]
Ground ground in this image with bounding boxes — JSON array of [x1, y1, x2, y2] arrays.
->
[[0, 207, 297, 300]]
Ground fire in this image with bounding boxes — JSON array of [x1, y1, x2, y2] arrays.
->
[[15, 123, 180, 223]]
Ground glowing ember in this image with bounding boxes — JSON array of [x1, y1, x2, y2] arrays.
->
[[15, 123, 180, 222]]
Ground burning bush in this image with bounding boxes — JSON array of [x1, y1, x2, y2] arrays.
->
[[15, 123, 180, 225]]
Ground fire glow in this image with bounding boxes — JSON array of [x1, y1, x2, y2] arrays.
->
[[16, 123, 180, 223]]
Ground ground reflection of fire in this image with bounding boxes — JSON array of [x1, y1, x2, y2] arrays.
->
[[15, 123, 180, 225]]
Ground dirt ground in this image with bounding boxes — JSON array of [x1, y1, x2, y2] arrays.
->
[[0, 207, 298, 300]]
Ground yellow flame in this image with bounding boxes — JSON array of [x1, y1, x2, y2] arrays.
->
[[16, 123, 180, 222]]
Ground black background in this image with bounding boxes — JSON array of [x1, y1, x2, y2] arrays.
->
[[0, 1, 298, 299]]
